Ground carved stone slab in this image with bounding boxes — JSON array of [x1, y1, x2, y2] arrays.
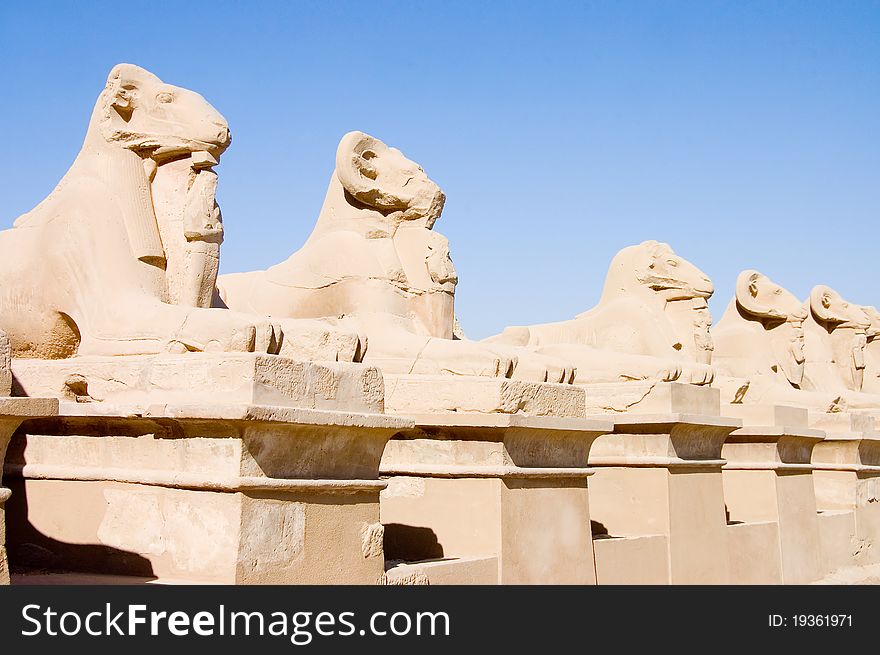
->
[[12, 353, 385, 413]]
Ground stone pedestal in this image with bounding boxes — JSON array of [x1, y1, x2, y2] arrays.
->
[[812, 430, 880, 567], [379, 413, 612, 584], [586, 383, 740, 584], [12, 353, 385, 413], [4, 354, 411, 583], [383, 374, 585, 417], [0, 397, 59, 584], [721, 404, 825, 584]]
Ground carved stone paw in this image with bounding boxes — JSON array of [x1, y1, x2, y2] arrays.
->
[[679, 362, 715, 385], [419, 339, 516, 378], [502, 349, 576, 384], [276, 319, 365, 363], [167, 310, 281, 354]]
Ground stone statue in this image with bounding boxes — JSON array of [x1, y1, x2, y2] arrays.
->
[[711, 271, 843, 410], [0, 330, 10, 396], [217, 131, 573, 382], [802, 285, 870, 395], [485, 240, 716, 385], [861, 306, 880, 395], [713, 271, 807, 386], [0, 64, 362, 362], [713, 276, 880, 412]]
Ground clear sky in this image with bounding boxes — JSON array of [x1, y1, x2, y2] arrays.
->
[[1, 1, 877, 338]]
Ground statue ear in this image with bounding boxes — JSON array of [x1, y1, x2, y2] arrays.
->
[[735, 270, 782, 319], [335, 131, 407, 210], [810, 285, 842, 323]]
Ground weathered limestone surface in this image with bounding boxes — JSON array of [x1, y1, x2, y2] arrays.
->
[[379, 413, 611, 584], [5, 403, 410, 583], [727, 521, 784, 584], [811, 429, 880, 567], [7, 62, 880, 587], [0, 331, 10, 396], [0, 64, 362, 364], [0, 396, 59, 585], [12, 353, 385, 413], [1, 330, 61, 584], [587, 383, 740, 584], [383, 557, 499, 585], [217, 131, 573, 384], [802, 285, 871, 396], [721, 404, 825, 584], [383, 374, 585, 417], [592, 534, 670, 585]]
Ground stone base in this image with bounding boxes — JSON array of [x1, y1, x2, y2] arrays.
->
[[4, 403, 409, 583], [379, 414, 611, 584], [12, 354, 385, 413], [589, 465, 731, 583], [382, 557, 499, 585], [8, 479, 386, 584], [723, 470, 823, 583], [808, 411, 874, 434], [587, 412, 740, 584], [0, 397, 59, 585], [720, 405, 825, 583], [728, 521, 783, 584], [583, 381, 720, 416], [592, 534, 669, 585], [382, 374, 585, 417], [812, 431, 880, 566], [817, 510, 857, 574], [812, 469, 880, 566]]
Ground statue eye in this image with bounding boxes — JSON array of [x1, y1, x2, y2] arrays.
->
[[773, 288, 782, 295], [667, 259, 678, 267], [156, 92, 174, 104]]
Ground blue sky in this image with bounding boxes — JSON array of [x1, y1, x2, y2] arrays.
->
[[1, 1, 877, 338]]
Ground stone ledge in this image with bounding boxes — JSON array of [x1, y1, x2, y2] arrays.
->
[[12, 354, 385, 414], [809, 411, 875, 434], [598, 413, 742, 429], [724, 403, 811, 429], [0, 397, 59, 419], [383, 374, 585, 417], [382, 415, 611, 471], [588, 413, 741, 465], [9, 403, 411, 483], [5, 463, 388, 495], [583, 381, 720, 416], [410, 412, 612, 433], [382, 557, 498, 585], [378, 463, 596, 479]]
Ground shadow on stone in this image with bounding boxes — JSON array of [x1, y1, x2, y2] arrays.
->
[[6, 477, 156, 580], [383, 523, 443, 562]]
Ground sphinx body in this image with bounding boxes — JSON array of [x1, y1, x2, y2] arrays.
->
[[484, 241, 716, 385], [217, 131, 573, 382], [0, 330, 9, 396], [861, 306, 880, 395], [797, 285, 880, 410], [0, 64, 360, 362], [711, 271, 845, 411]]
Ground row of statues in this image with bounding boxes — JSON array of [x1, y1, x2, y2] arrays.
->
[[0, 63, 877, 418]]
